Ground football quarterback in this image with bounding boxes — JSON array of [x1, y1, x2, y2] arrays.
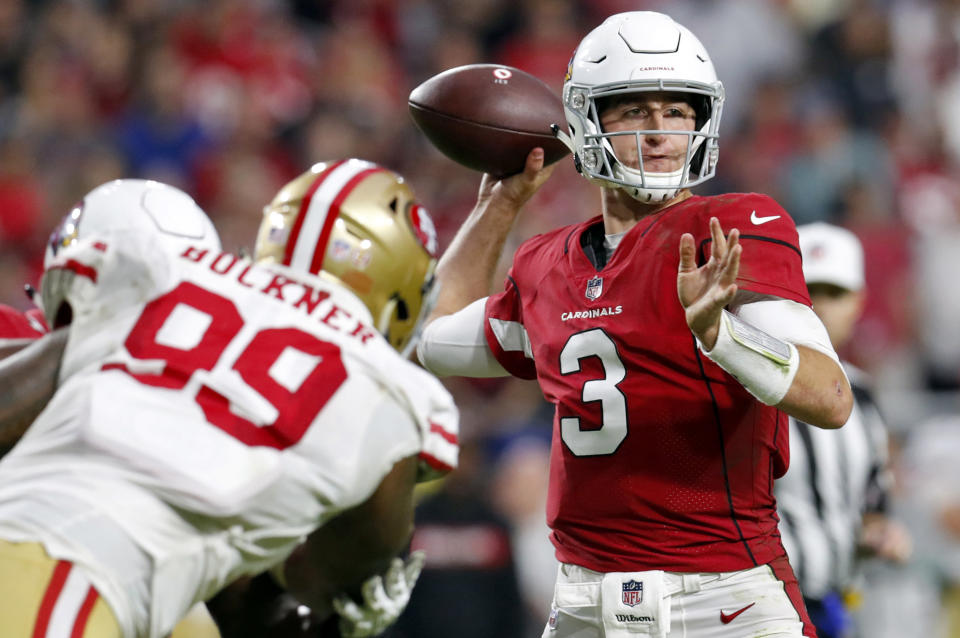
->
[[418, 10, 851, 638]]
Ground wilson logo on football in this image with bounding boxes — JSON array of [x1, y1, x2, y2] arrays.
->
[[493, 68, 512, 80], [409, 205, 438, 257]]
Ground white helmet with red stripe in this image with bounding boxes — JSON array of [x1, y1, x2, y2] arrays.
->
[[45, 179, 220, 270], [254, 159, 438, 356]]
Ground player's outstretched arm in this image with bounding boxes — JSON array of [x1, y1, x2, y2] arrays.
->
[[427, 148, 555, 323], [0, 329, 67, 451], [678, 218, 852, 430], [209, 456, 422, 636], [280, 454, 420, 622]]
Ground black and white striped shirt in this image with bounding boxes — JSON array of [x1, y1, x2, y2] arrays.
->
[[775, 363, 890, 600]]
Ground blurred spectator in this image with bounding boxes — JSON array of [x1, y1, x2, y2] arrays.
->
[[0, 0, 28, 105], [889, 0, 960, 168], [807, 0, 897, 130], [865, 414, 960, 637], [912, 217, 960, 389], [494, 0, 582, 93], [720, 76, 802, 198], [658, 0, 805, 130], [115, 43, 213, 190], [840, 207, 916, 389], [0, 137, 43, 254], [490, 432, 557, 636], [779, 93, 895, 225]]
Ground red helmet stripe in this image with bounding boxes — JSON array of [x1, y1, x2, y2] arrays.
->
[[281, 160, 346, 266], [307, 167, 386, 275]]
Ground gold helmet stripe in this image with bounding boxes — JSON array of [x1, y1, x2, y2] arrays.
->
[[281, 159, 345, 267]]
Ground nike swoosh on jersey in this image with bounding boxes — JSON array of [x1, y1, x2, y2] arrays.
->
[[750, 210, 781, 225], [719, 602, 756, 624]]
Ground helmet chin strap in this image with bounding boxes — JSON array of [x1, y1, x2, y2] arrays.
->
[[613, 164, 684, 203], [625, 185, 679, 203]]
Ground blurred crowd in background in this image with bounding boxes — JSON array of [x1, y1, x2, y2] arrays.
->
[[3, 0, 960, 636]]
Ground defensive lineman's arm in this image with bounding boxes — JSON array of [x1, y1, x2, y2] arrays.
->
[[0, 329, 67, 451], [206, 456, 419, 637], [279, 454, 419, 620]]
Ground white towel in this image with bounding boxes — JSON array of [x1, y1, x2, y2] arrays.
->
[[599, 570, 670, 638]]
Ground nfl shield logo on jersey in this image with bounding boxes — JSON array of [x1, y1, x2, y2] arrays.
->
[[622, 579, 643, 607], [585, 276, 603, 300]]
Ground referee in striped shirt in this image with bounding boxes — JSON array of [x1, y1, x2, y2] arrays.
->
[[776, 223, 911, 638]]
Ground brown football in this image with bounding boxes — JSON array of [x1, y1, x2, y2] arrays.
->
[[408, 64, 570, 178]]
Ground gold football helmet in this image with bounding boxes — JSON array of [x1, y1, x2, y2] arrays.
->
[[255, 159, 439, 356]]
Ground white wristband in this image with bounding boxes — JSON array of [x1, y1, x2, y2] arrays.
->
[[698, 310, 799, 405]]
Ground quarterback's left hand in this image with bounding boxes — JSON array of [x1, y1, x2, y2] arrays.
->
[[332, 551, 425, 637], [678, 216, 742, 350]]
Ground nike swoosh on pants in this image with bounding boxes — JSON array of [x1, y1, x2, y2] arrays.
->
[[719, 602, 756, 624]]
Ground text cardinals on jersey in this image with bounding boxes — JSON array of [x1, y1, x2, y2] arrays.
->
[[561, 306, 623, 321]]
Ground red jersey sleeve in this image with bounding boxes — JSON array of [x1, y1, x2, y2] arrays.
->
[[704, 193, 811, 305], [0, 304, 47, 340], [483, 272, 537, 380]]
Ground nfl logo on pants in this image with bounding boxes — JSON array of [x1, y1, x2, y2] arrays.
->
[[622, 579, 643, 607]]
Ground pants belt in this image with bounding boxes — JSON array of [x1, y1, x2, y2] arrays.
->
[[555, 570, 725, 608]]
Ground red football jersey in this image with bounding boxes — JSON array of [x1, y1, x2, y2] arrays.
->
[[0, 304, 47, 342], [483, 193, 810, 573]]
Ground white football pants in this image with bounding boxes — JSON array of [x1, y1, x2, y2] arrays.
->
[[541, 556, 815, 638]]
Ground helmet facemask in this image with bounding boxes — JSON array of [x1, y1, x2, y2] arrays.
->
[[564, 82, 723, 203]]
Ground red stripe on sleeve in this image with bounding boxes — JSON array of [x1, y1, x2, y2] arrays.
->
[[282, 160, 346, 267], [307, 167, 385, 275], [428, 421, 459, 445], [33, 560, 72, 638], [70, 586, 100, 638]]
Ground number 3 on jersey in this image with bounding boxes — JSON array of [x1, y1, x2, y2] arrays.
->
[[559, 328, 628, 456], [107, 281, 346, 449]]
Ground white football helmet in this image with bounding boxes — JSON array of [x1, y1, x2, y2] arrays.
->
[[45, 179, 221, 270], [559, 11, 725, 202]]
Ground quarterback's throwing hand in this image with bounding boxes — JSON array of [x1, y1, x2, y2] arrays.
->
[[477, 147, 556, 209], [677, 217, 742, 350], [332, 551, 426, 637]]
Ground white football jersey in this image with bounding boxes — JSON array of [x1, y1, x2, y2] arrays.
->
[[0, 230, 459, 638]]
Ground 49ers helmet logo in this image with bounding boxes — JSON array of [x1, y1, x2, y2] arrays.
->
[[409, 204, 438, 257]]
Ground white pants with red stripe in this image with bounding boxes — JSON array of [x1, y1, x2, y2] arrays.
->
[[542, 557, 816, 638]]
